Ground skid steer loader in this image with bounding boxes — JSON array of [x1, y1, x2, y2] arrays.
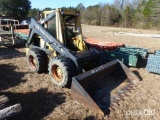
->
[[26, 9, 139, 116]]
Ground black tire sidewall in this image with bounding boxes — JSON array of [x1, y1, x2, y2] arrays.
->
[[27, 50, 40, 72], [49, 59, 69, 87]]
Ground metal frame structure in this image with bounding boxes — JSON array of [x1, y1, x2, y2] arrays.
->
[[27, 18, 99, 72], [0, 19, 19, 28]]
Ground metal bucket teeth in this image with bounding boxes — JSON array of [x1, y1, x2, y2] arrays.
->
[[120, 93, 125, 97], [109, 107, 113, 111], [129, 84, 137, 91], [110, 102, 117, 106], [109, 105, 117, 111], [130, 86, 136, 90], [128, 88, 133, 91], [130, 85, 136, 88], [71, 59, 139, 117], [115, 97, 121, 100]]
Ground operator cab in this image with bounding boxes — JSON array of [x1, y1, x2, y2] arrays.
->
[[43, 9, 87, 52], [63, 14, 81, 50]]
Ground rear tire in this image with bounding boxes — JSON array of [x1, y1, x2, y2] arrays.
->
[[48, 56, 77, 87], [27, 48, 48, 73]]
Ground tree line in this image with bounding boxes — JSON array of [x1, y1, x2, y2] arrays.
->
[[1, 0, 160, 29], [78, 0, 160, 29], [0, 0, 31, 21], [28, 0, 160, 29]]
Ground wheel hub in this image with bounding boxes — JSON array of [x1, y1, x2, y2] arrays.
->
[[52, 65, 63, 82], [29, 55, 36, 69]]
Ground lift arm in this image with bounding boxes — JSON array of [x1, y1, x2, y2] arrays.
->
[[28, 18, 99, 72], [40, 12, 55, 24]]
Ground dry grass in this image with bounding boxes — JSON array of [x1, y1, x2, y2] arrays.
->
[[0, 25, 160, 120], [82, 25, 160, 52]]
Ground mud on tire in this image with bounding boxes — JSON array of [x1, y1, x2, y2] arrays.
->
[[48, 56, 77, 87], [27, 48, 48, 73]]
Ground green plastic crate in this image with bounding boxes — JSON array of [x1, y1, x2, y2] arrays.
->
[[100, 50, 139, 67]]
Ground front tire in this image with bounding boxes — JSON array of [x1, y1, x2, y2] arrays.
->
[[27, 48, 48, 73], [48, 56, 77, 87]]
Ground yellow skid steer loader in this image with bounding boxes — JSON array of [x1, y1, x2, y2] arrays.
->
[[26, 9, 139, 116]]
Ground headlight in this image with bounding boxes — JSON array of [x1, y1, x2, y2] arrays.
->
[[76, 12, 79, 16], [61, 11, 64, 15]]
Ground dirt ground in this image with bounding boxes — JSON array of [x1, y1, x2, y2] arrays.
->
[[0, 25, 160, 120]]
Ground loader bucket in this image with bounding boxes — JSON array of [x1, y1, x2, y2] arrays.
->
[[71, 59, 139, 116]]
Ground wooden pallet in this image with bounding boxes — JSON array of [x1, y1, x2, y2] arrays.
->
[[0, 95, 22, 120]]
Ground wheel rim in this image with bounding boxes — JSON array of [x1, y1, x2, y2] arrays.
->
[[29, 55, 36, 69], [51, 65, 63, 82]]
